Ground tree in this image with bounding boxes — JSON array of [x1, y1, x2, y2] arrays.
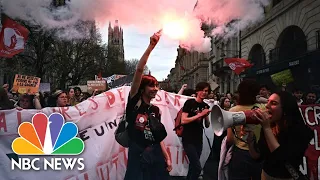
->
[[16, 26, 56, 79], [6, 20, 108, 89], [105, 45, 126, 76], [48, 27, 107, 89], [124, 59, 149, 75]]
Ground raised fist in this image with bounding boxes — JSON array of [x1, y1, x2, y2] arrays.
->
[[149, 30, 162, 48]]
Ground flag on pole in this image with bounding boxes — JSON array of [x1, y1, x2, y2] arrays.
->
[[224, 58, 253, 75], [0, 15, 29, 58]]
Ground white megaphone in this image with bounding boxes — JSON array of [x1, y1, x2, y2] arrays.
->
[[210, 105, 261, 136]]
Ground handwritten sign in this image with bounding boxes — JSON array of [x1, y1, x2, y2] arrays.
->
[[12, 74, 40, 94], [87, 80, 106, 94]]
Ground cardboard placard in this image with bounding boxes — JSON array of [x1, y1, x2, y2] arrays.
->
[[12, 74, 41, 94], [39, 83, 51, 92], [87, 80, 106, 93]]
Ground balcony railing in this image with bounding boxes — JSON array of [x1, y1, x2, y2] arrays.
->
[[211, 59, 230, 76], [248, 52, 266, 69], [269, 43, 307, 63]]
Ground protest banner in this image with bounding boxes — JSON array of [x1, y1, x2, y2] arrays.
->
[[0, 86, 214, 180], [300, 105, 320, 180], [11, 74, 41, 94]]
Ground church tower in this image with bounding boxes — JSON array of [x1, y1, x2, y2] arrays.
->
[[108, 20, 124, 62]]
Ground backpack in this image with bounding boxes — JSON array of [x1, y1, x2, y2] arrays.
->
[[114, 99, 142, 147], [173, 108, 184, 137]]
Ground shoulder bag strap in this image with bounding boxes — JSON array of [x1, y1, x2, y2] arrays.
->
[[285, 163, 309, 180]]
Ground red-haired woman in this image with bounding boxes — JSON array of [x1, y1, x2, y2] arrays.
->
[[124, 32, 172, 180]]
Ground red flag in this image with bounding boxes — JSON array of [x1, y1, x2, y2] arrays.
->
[[0, 16, 29, 58], [224, 58, 253, 75]]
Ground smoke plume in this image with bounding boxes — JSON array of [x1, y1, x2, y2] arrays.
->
[[1, 0, 270, 52]]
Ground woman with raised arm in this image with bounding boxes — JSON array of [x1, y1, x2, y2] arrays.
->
[[124, 31, 172, 180]]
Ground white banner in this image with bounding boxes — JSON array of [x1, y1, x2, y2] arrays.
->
[[0, 86, 214, 180]]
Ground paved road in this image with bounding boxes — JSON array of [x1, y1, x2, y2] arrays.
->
[[169, 158, 219, 180]]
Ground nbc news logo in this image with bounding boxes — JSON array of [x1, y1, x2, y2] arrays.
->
[[11, 113, 85, 170]]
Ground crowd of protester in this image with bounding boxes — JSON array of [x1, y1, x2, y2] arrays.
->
[[0, 31, 318, 180], [175, 80, 317, 180], [0, 84, 102, 110]]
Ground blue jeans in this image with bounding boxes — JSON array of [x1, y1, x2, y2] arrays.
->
[[124, 141, 169, 180], [229, 146, 262, 180], [183, 143, 203, 180]]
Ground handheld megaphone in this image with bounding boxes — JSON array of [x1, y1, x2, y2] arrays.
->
[[210, 105, 261, 136]]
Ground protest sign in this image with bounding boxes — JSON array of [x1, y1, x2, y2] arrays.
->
[[87, 80, 106, 94], [300, 105, 320, 180], [11, 74, 40, 94]]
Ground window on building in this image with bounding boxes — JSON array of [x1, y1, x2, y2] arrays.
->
[[272, 0, 282, 7], [317, 30, 320, 49]]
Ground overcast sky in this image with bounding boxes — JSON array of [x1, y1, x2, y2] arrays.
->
[[101, 25, 179, 81]]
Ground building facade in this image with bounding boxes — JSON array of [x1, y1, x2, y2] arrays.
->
[[108, 20, 125, 63], [240, 0, 320, 92], [209, 36, 241, 93], [170, 47, 210, 90]]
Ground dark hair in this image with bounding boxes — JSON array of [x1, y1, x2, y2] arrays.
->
[[226, 92, 233, 97], [293, 87, 302, 93], [183, 89, 196, 96], [237, 79, 260, 105], [195, 82, 211, 93], [19, 94, 35, 109], [274, 91, 313, 140], [68, 88, 74, 92], [219, 97, 230, 110], [0, 87, 14, 110], [73, 87, 82, 93], [138, 75, 158, 92], [275, 91, 304, 126], [260, 84, 269, 90], [306, 91, 316, 95]]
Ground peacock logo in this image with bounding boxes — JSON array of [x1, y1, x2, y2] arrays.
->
[[12, 113, 84, 155]]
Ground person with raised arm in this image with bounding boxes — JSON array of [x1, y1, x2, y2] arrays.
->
[[124, 31, 172, 180]]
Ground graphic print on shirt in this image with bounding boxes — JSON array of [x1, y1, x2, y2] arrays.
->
[[135, 113, 155, 141], [193, 106, 208, 121], [135, 114, 148, 131]]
